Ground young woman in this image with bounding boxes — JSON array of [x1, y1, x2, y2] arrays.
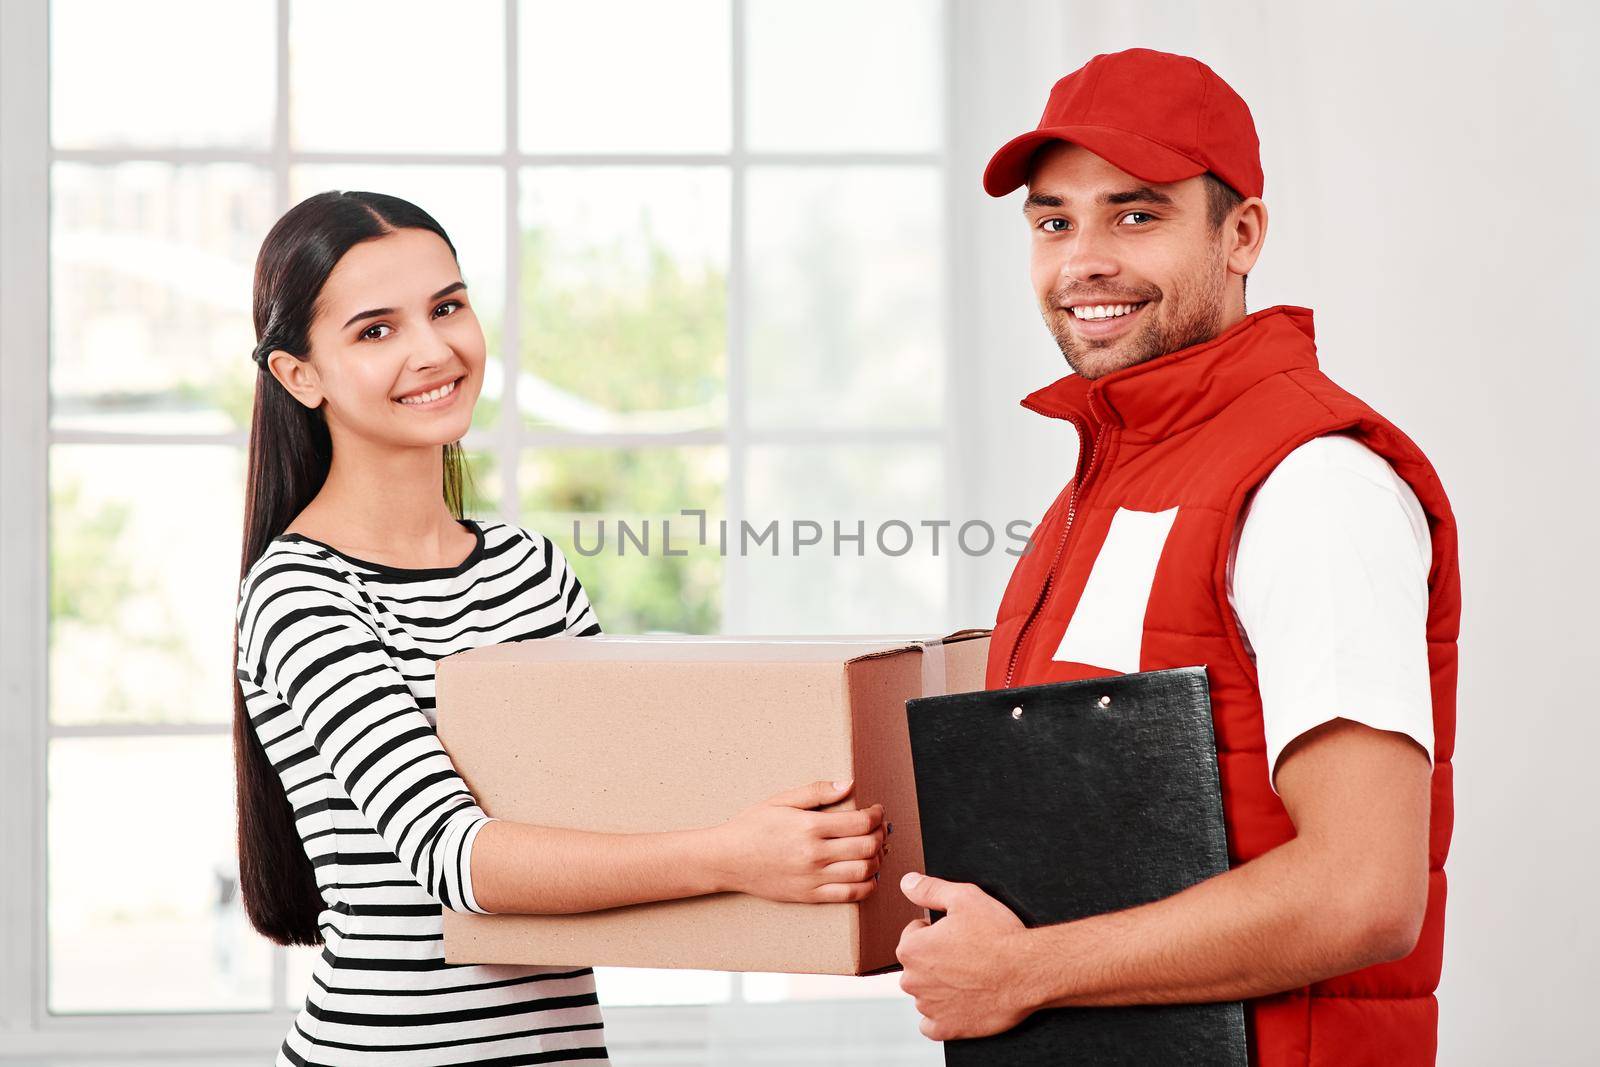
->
[[232, 191, 885, 1066]]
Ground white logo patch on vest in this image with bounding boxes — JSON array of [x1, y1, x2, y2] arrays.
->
[[1052, 506, 1180, 673]]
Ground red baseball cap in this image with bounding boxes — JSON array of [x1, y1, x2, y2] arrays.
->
[[983, 48, 1263, 201]]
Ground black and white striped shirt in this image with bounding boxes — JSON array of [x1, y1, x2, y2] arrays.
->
[[235, 518, 609, 1066]]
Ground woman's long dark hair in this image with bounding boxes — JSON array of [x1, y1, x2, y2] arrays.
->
[[233, 191, 473, 945]]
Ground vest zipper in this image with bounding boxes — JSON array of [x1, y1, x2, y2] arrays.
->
[[1004, 414, 1104, 688]]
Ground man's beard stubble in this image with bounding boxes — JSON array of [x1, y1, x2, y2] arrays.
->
[[1045, 256, 1230, 380]]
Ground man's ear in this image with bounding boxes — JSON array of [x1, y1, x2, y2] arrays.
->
[[265, 350, 323, 410], [1226, 197, 1268, 277]]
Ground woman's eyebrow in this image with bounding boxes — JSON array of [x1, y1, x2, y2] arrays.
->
[[341, 281, 467, 330]]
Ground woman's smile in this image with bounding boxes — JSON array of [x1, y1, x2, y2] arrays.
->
[[393, 374, 465, 410]]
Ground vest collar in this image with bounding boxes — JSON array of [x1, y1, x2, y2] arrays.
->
[[1021, 304, 1320, 440]]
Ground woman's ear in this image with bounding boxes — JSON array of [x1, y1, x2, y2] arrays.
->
[[265, 350, 323, 410]]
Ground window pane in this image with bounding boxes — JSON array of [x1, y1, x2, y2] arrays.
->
[[51, 163, 273, 434], [739, 445, 947, 634], [49, 736, 273, 1012], [51, 0, 275, 150], [744, 971, 908, 1002], [746, 167, 943, 430], [519, 0, 730, 152], [744, 0, 942, 153], [594, 967, 733, 1007], [49, 446, 244, 726], [462, 449, 502, 517], [290, 166, 509, 433], [283, 944, 320, 1010], [520, 168, 728, 432], [521, 446, 725, 633], [290, 0, 505, 154]]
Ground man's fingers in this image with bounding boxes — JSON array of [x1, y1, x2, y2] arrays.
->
[[896, 917, 929, 967], [900, 871, 967, 912], [766, 778, 852, 810]]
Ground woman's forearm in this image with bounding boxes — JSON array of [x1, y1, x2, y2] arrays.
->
[[469, 817, 731, 914], [467, 779, 886, 915]]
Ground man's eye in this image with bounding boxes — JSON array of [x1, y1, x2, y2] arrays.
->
[[1039, 218, 1069, 233], [361, 323, 393, 341], [1121, 212, 1156, 225], [433, 300, 462, 318]]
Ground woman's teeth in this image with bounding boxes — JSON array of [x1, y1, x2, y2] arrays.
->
[[1071, 302, 1145, 320], [397, 378, 457, 405]]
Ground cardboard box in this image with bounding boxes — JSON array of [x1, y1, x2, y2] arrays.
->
[[435, 631, 991, 975]]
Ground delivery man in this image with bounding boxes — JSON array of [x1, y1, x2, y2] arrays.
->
[[895, 48, 1458, 1065]]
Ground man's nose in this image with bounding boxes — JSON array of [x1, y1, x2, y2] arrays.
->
[[1060, 229, 1120, 283]]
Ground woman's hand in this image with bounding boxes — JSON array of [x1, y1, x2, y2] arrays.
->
[[708, 778, 885, 903]]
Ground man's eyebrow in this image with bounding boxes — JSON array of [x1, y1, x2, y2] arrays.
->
[[1102, 186, 1175, 207], [341, 281, 467, 330], [1022, 187, 1175, 214]]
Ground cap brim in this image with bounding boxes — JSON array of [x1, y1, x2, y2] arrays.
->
[[982, 125, 1207, 197]]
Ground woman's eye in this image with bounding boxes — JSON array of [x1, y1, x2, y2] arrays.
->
[[1040, 218, 1070, 233], [433, 300, 462, 318], [361, 323, 393, 341], [1121, 212, 1155, 225]]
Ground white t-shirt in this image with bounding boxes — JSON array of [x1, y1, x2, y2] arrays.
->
[[1226, 433, 1435, 794]]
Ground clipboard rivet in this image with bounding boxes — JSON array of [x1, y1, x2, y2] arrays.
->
[[1097, 695, 1112, 708], [1011, 706, 1023, 719]]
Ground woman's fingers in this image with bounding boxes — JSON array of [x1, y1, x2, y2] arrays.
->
[[819, 827, 884, 862], [765, 778, 853, 810], [819, 857, 880, 884], [813, 803, 883, 838], [811, 879, 876, 904]]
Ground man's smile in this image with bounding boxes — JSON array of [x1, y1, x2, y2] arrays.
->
[[1061, 299, 1152, 340]]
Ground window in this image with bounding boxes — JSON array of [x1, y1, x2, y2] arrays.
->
[[3, 0, 959, 1057]]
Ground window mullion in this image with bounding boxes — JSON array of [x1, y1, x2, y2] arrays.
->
[[270, 0, 294, 1004], [724, 0, 749, 641], [0, 0, 52, 1037], [500, 0, 522, 527], [727, 0, 750, 1006], [273, 0, 291, 214]]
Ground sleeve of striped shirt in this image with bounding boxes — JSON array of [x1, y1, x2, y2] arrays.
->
[[546, 537, 602, 636], [237, 557, 497, 914]]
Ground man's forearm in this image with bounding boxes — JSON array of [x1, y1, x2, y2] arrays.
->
[[1013, 836, 1418, 1010]]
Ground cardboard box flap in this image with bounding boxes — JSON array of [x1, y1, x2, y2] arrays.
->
[[844, 628, 992, 666], [449, 631, 992, 668]]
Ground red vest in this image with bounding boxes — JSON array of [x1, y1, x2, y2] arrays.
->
[[988, 305, 1458, 1065]]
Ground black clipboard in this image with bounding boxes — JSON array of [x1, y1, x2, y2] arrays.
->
[[906, 666, 1248, 1066]]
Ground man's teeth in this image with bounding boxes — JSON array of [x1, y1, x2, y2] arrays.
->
[[398, 379, 457, 405], [1071, 302, 1144, 320]]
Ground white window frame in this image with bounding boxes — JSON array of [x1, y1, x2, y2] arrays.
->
[[0, 0, 993, 1060]]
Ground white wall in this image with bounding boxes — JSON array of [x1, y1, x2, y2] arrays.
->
[[950, 2, 1600, 1063]]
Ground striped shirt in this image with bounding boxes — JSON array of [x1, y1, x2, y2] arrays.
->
[[235, 518, 610, 1066]]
